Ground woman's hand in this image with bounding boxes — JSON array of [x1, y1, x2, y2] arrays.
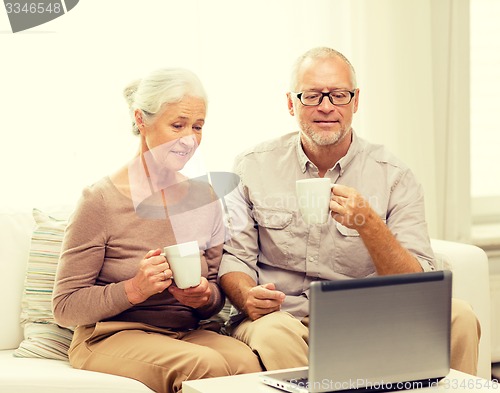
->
[[168, 277, 212, 309], [125, 249, 173, 304]]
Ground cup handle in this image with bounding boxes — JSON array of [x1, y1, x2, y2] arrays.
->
[[328, 184, 335, 220], [159, 253, 173, 277]]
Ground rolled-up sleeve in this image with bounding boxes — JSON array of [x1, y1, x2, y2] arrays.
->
[[386, 168, 436, 272], [218, 166, 260, 282]]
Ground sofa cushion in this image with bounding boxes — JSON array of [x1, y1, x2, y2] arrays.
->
[[19, 209, 69, 325], [14, 208, 73, 360], [14, 322, 74, 361], [0, 209, 34, 350]]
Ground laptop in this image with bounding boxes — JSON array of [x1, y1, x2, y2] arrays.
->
[[260, 270, 452, 393]]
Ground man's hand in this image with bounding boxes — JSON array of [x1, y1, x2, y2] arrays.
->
[[329, 184, 376, 231], [243, 282, 286, 321], [329, 184, 423, 275], [220, 272, 286, 320]]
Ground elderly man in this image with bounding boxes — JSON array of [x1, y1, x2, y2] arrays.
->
[[218, 47, 480, 375]]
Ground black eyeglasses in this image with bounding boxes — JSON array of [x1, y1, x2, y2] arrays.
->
[[293, 90, 356, 106]]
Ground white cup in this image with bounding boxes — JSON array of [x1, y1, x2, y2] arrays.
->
[[296, 178, 332, 225], [162, 240, 201, 289]]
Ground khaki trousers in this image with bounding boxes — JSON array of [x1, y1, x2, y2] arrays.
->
[[232, 298, 481, 376], [69, 321, 262, 393]]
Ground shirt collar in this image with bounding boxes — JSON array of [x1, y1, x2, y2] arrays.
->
[[295, 129, 362, 175], [296, 134, 310, 173]]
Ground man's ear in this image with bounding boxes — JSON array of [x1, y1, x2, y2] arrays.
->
[[286, 92, 295, 116], [353, 88, 360, 113]]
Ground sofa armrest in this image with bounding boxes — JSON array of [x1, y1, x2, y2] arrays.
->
[[431, 239, 491, 379]]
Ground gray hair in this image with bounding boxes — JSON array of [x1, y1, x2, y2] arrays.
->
[[123, 68, 208, 135], [289, 47, 357, 91]]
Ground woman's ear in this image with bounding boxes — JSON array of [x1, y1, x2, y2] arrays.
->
[[134, 109, 146, 134]]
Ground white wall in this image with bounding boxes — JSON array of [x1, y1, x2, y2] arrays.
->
[[0, 0, 474, 242], [0, 0, 355, 208], [470, 0, 500, 198]]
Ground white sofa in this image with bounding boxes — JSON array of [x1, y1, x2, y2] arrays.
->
[[0, 207, 154, 393], [0, 208, 492, 392]]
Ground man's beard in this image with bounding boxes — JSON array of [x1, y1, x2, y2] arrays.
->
[[300, 123, 349, 146]]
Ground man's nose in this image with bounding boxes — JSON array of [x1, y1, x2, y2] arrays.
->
[[317, 94, 336, 112]]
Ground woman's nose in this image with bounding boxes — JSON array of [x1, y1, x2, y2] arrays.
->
[[179, 134, 196, 147]]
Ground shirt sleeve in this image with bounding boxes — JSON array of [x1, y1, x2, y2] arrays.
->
[[218, 159, 261, 283], [194, 197, 226, 319], [52, 186, 132, 328], [386, 168, 436, 272]]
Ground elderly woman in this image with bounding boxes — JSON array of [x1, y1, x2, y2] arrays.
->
[[52, 68, 262, 393]]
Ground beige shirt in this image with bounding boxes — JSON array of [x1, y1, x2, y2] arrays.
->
[[219, 131, 435, 319], [53, 176, 225, 330]]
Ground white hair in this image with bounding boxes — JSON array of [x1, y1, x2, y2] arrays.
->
[[123, 68, 208, 135], [289, 47, 357, 91]]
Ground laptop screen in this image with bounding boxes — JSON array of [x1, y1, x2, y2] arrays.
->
[[260, 271, 451, 393], [308, 271, 451, 392]]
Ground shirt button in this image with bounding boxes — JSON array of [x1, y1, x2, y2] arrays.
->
[[309, 256, 315, 262]]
